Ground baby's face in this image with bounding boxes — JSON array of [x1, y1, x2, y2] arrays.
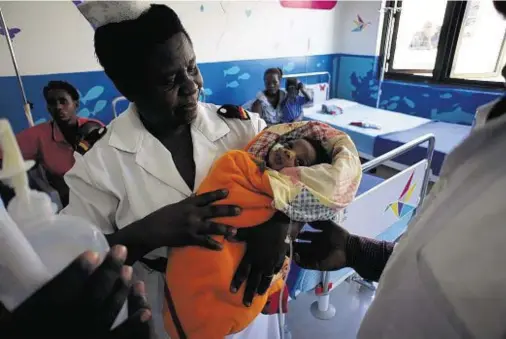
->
[[267, 139, 317, 171]]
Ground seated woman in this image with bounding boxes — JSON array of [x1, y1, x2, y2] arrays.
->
[[165, 120, 362, 339], [0, 81, 104, 207], [251, 68, 286, 125]]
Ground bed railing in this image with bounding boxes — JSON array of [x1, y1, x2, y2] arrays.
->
[[311, 133, 436, 320], [361, 133, 435, 207]]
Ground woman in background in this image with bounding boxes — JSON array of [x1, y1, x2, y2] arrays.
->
[[0, 81, 103, 206], [251, 68, 286, 125]]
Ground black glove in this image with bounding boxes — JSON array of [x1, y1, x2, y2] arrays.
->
[[0, 246, 152, 339], [230, 212, 291, 307]]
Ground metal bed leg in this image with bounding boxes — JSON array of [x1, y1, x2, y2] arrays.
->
[[310, 272, 336, 320]]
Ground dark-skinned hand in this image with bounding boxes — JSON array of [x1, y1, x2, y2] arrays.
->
[[293, 220, 349, 271], [230, 212, 292, 307], [144, 189, 240, 251], [0, 245, 152, 339]]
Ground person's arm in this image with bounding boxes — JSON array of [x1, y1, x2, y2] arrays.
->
[[105, 217, 159, 266], [298, 83, 313, 103], [63, 155, 239, 266], [294, 221, 395, 282], [251, 100, 263, 116], [346, 235, 395, 282]]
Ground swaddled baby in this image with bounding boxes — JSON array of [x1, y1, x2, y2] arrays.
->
[[164, 121, 361, 339]]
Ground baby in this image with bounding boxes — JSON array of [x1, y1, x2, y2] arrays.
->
[[281, 78, 313, 123], [164, 121, 361, 339], [266, 138, 331, 171]]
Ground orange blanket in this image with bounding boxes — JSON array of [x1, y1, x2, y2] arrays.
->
[[164, 121, 362, 339], [164, 150, 283, 339]]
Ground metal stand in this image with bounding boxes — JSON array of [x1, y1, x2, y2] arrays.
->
[[0, 6, 33, 127], [376, 3, 401, 109], [310, 272, 336, 320]]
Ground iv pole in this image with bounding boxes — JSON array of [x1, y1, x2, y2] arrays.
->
[[376, 1, 400, 108], [0, 6, 34, 127]]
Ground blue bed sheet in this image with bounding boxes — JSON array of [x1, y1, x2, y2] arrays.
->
[[287, 173, 384, 297], [373, 121, 471, 176], [303, 99, 429, 155]]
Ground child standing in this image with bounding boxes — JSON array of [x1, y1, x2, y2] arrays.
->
[[281, 78, 313, 123]]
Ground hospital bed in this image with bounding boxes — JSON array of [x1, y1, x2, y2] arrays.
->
[[303, 98, 470, 180], [281, 71, 469, 180], [287, 133, 435, 320]]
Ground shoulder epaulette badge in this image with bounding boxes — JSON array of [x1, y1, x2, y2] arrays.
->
[[76, 126, 107, 155], [217, 104, 250, 120]]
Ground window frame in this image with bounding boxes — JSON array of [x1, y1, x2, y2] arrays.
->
[[380, 0, 506, 90]]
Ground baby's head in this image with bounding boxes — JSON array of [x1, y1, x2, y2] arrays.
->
[[267, 138, 331, 171]]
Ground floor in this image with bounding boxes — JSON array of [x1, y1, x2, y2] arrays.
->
[[286, 278, 375, 339]]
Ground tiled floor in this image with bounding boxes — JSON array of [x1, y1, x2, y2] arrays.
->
[[286, 279, 375, 339]]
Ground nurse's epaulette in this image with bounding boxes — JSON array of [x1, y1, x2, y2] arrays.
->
[[75, 126, 107, 155], [217, 104, 250, 120]]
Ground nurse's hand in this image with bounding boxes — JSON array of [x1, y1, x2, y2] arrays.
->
[[0, 246, 153, 339], [230, 212, 294, 307], [145, 189, 240, 251]]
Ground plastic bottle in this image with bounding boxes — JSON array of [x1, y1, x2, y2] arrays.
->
[[0, 192, 51, 310], [0, 119, 126, 327]]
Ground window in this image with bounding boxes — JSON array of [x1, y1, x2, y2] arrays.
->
[[382, 0, 506, 88], [389, 1, 448, 75], [451, 1, 506, 82]]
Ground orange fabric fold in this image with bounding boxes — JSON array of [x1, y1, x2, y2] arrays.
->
[[164, 150, 283, 339]]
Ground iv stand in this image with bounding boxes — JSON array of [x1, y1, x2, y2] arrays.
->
[[376, 2, 400, 108], [0, 6, 34, 127]]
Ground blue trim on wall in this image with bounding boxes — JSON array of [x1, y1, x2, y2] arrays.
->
[[0, 54, 337, 133], [1, 52, 503, 133]]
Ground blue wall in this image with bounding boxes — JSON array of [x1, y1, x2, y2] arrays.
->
[[0, 54, 337, 134], [336, 54, 504, 125], [1, 52, 503, 133]]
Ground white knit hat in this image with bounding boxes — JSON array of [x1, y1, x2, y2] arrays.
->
[[76, 1, 151, 29]]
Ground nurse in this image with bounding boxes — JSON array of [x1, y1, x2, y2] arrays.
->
[[65, 2, 287, 339]]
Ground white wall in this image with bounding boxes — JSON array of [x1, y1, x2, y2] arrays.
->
[[0, 1, 99, 76], [335, 0, 383, 56], [0, 0, 344, 77]]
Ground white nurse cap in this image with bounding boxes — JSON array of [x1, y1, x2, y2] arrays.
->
[[76, 1, 151, 29]]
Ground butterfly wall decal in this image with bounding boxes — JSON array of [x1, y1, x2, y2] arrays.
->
[[0, 26, 21, 39]]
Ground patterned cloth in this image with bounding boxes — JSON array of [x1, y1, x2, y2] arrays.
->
[[281, 95, 311, 123], [255, 90, 286, 125], [245, 121, 362, 222]]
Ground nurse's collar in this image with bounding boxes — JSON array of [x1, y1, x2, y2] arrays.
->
[[108, 104, 230, 153]]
